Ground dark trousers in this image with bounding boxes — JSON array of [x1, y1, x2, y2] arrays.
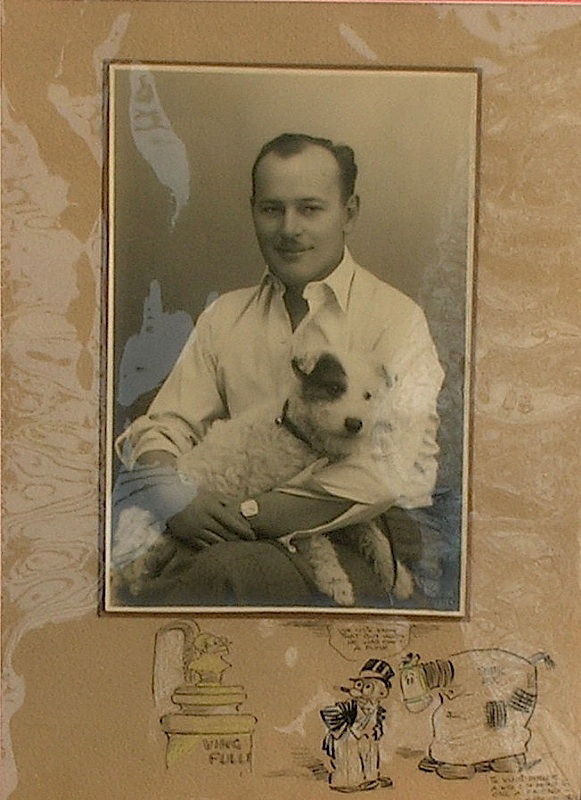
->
[[116, 508, 424, 609]]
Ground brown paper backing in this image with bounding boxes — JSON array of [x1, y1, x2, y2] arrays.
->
[[2, 3, 580, 799]]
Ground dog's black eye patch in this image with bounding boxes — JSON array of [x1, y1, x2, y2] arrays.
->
[[301, 353, 347, 401], [326, 382, 344, 398]]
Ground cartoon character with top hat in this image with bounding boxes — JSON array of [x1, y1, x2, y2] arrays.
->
[[320, 659, 395, 792]]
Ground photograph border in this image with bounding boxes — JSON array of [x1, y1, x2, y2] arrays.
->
[[102, 61, 480, 617]]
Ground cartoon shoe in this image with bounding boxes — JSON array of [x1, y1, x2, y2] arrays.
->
[[435, 763, 476, 780], [489, 754, 526, 773], [418, 756, 441, 772], [359, 779, 380, 791]]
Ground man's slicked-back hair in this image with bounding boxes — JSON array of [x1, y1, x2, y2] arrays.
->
[[251, 133, 358, 203]]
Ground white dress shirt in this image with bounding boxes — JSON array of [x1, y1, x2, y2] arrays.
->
[[116, 249, 444, 530]]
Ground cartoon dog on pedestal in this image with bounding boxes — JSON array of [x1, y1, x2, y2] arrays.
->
[[153, 622, 256, 768]]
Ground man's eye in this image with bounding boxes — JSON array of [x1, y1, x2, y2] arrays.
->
[[327, 383, 343, 397], [260, 206, 280, 216], [301, 205, 322, 215]]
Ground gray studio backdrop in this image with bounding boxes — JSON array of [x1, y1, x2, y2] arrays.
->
[[109, 66, 478, 607]]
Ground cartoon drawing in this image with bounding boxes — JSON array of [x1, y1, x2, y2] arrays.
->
[[400, 649, 555, 780], [153, 621, 256, 769], [320, 659, 395, 792]]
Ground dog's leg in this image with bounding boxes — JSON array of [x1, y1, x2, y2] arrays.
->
[[393, 561, 415, 599], [298, 535, 355, 606], [354, 522, 415, 601], [356, 522, 396, 594]]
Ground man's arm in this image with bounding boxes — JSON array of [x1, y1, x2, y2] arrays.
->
[[135, 452, 256, 547], [241, 491, 354, 539], [135, 452, 354, 544], [135, 447, 352, 544], [115, 307, 227, 468]]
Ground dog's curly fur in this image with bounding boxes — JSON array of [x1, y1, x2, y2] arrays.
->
[[113, 349, 414, 605]]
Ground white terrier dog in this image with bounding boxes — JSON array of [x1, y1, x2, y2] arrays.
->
[[113, 349, 414, 605]]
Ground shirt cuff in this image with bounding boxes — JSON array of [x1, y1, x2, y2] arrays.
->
[[115, 414, 201, 467]]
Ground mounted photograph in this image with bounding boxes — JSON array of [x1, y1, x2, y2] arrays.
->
[[104, 63, 479, 615]]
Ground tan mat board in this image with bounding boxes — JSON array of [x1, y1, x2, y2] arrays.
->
[[2, 3, 580, 799]]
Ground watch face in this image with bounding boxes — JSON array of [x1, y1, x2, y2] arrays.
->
[[240, 499, 259, 518]]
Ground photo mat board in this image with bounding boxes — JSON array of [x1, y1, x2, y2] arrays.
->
[[104, 63, 478, 615], [4, 3, 581, 799]]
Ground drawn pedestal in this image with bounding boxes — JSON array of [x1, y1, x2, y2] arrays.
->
[[161, 683, 257, 770]]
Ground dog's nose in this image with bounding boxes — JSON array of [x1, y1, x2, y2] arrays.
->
[[344, 417, 363, 434]]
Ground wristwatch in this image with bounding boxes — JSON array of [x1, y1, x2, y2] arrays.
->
[[239, 498, 259, 519]]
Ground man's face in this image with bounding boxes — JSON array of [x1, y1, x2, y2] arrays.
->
[[342, 677, 389, 702], [251, 145, 359, 289]]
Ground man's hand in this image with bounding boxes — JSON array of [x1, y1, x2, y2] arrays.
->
[[166, 490, 256, 549]]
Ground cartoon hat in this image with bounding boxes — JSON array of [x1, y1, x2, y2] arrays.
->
[[352, 659, 395, 687]]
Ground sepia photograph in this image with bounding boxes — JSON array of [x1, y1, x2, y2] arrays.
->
[[104, 63, 479, 614]]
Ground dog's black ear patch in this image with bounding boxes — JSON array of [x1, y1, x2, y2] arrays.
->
[[301, 353, 348, 400], [309, 353, 347, 384]]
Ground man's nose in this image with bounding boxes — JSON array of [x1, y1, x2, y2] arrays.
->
[[280, 208, 301, 236]]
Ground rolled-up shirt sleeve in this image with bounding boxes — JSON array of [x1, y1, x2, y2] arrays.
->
[[115, 306, 227, 468], [277, 305, 444, 516]]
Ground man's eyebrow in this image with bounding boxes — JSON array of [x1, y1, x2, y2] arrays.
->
[[255, 197, 328, 205]]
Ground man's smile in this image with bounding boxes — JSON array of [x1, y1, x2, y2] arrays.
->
[[275, 245, 314, 260], [276, 244, 312, 253]]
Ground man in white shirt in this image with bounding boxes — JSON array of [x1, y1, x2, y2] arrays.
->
[[113, 133, 444, 606]]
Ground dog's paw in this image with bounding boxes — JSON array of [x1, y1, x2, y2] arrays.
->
[[299, 535, 355, 606], [115, 555, 149, 596], [328, 580, 356, 606]]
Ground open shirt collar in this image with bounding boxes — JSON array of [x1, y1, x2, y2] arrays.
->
[[260, 248, 356, 313]]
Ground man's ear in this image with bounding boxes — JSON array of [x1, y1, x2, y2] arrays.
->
[[344, 194, 360, 233]]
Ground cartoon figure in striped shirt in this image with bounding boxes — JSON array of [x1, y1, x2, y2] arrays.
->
[[320, 659, 394, 792]]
